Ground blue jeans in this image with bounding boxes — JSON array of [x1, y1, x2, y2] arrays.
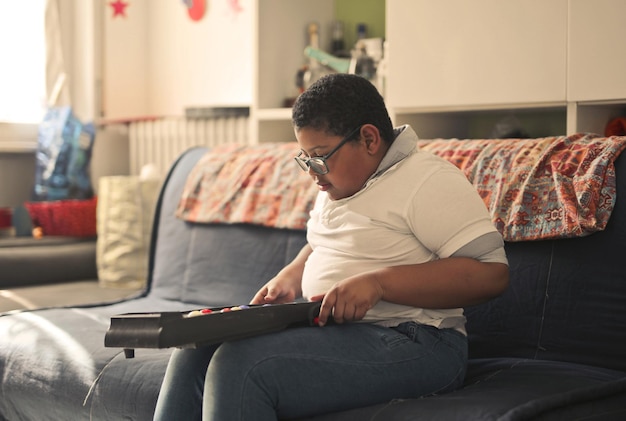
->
[[153, 322, 467, 421]]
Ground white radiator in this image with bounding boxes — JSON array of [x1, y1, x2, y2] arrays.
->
[[128, 115, 249, 176]]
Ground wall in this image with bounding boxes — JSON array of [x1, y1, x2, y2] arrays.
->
[[102, 0, 148, 120], [147, 0, 252, 114], [103, 0, 253, 120], [335, 0, 385, 49]]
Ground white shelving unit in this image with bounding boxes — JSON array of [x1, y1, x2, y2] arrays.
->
[[248, 0, 626, 143]]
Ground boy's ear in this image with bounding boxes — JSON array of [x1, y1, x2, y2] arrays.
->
[[361, 124, 383, 154]]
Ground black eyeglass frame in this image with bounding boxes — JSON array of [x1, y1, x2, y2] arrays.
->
[[294, 125, 362, 175]]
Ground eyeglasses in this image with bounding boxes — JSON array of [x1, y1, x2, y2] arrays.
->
[[294, 126, 362, 175]]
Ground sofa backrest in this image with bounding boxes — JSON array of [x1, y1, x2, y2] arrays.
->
[[148, 144, 626, 373], [466, 151, 626, 372], [147, 147, 307, 308]]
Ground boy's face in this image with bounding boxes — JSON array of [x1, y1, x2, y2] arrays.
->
[[295, 127, 380, 200]]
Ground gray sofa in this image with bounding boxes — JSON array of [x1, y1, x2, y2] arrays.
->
[[1, 137, 626, 420]]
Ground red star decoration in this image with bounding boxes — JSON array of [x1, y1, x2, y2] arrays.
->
[[110, 0, 129, 18]]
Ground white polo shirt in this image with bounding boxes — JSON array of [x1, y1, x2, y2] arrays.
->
[[302, 125, 503, 334]]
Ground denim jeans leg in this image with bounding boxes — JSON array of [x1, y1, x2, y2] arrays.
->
[[203, 323, 467, 421], [153, 345, 219, 421]]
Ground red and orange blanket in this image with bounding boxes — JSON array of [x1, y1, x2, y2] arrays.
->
[[177, 133, 626, 241]]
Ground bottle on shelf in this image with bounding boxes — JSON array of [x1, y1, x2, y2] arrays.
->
[[356, 23, 368, 41], [349, 41, 376, 81], [301, 22, 333, 90], [331, 20, 349, 58]]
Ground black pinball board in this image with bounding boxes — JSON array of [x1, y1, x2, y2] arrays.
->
[[104, 301, 325, 357]]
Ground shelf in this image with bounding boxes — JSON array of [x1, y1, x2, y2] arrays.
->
[[251, 0, 386, 144], [255, 0, 335, 111], [393, 105, 567, 140], [568, 101, 626, 136]]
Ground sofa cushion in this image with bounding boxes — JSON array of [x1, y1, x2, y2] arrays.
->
[[0, 296, 187, 421], [147, 147, 307, 307], [303, 358, 626, 421], [150, 222, 307, 307]]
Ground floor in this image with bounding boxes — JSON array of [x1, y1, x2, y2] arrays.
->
[[0, 280, 143, 313]]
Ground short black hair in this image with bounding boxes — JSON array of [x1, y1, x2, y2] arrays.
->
[[292, 73, 395, 144]]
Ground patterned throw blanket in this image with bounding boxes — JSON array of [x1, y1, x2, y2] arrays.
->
[[176, 143, 317, 230], [418, 133, 626, 241], [177, 134, 626, 241]]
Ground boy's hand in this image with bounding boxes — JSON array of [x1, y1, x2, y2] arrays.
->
[[310, 273, 383, 326], [250, 273, 301, 305], [251, 245, 310, 305]]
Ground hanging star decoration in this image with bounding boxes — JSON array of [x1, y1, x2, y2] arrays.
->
[[110, 0, 129, 18]]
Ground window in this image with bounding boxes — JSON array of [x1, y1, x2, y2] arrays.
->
[[0, 0, 47, 124], [0, 1, 46, 152]]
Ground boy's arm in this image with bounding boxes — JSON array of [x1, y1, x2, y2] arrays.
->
[[314, 257, 509, 326]]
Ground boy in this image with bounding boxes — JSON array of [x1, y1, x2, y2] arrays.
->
[[154, 74, 509, 420]]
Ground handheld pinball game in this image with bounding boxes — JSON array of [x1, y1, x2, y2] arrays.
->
[[105, 301, 325, 358]]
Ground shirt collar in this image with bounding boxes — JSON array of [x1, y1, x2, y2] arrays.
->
[[321, 125, 419, 205], [369, 124, 418, 181]]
